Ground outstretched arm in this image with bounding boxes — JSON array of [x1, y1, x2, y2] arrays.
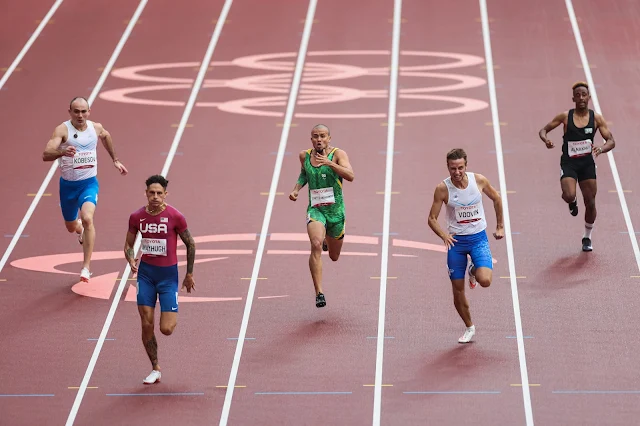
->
[[593, 114, 615, 157], [427, 183, 457, 249], [178, 228, 196, 293], [538, 112, 567, 149], [477, 174, 504, 240], [95, 122, 128, 175]]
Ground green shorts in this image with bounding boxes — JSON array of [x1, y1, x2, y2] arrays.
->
[[306, 207, 345, 239]]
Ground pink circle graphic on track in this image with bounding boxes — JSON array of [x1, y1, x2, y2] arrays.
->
[[99, 50, 489, 118], [9, 233, 496, 302]]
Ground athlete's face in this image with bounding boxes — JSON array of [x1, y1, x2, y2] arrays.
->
[[310, 129, 331, 154], [68, 100, 90, 128], [572, 87, 590, 109], [145, 183, 167, 207], [447, 158, 467, 182]]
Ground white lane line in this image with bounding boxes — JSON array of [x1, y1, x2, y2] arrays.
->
[[217, 1, 317, 425], [63, 0, 233, 424], [372, 0, 402, 425], [478, 0, 534, 425]]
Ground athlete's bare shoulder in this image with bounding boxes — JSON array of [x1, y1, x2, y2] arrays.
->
[[298, 149, 309, 163], [53, 122, 68, 141]]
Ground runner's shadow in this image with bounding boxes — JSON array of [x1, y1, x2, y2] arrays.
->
[[535, 253, 591, 290]]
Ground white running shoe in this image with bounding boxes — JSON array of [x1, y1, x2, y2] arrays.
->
[[468, 258, 477, 289], [143, 370, 161, 384], [458, 325, 475, 343], [77, 219, 84, 245], [80, 268, 91, 283]]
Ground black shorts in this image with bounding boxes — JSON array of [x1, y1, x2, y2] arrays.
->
[[560, 158, 596, 182]]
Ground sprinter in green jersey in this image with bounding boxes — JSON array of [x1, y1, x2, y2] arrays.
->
[[289, 124, 355, 308]]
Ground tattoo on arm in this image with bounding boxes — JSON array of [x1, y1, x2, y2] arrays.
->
[[179, 229, 196, 274], [125, 248, 135, 262], [144, 335, 158, 367]]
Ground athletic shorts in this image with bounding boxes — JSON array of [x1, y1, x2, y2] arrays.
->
[[136, 261, 179, 312], [59, 176, 99, 222], [447, 229, 493, 280], [307, 207, 345, 239], [560, 158, 596, 182]]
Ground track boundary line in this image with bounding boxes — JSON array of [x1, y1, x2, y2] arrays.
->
[[372, 0, 402, 425], [478, 0, 534, 425], [63, 0, 234, 424], [564, 0, 640, 270], [0, 0, 146, 276], [0, 0, 64, 91], [217, 1, 317, 424]]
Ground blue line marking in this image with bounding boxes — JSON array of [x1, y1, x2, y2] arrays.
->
[[552, 390, 640, 394], [106, 392, 204, 396], [403, 391, 500, 394], [0, 394, 55, 397], [255, 391, 351, 395]]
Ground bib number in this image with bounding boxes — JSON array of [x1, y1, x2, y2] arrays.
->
[[141, 238, 167, 256], [455, 204, 481, 223], [568, 140, 592, 158], [73, 150, 97, 169], [310, 187, 335, 207]]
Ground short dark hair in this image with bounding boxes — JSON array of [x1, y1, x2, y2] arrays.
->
[[69, 96, 89, 109], [446, 148, 467, 164], [572, 81, 589, 92], [145, 174, 169, 189], [312, 124, 330, 135]]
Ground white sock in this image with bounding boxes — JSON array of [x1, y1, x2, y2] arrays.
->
[[584, 222, 594, 239]]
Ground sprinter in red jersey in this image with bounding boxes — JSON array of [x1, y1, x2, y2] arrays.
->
[[124, 174, 196, 385]]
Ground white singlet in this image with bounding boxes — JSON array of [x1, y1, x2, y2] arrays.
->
[[58, 120, 98, 182], [444, 172, 487, 236]]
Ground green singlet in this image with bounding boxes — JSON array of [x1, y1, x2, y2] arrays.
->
[[303, 147, 346, 239]]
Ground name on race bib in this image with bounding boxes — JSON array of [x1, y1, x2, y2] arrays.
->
[[141, 238, 167, 256], [310, 187, 335, 207], [455, 204, 482, 223], [568, 140, 592, 158], [73, 150, 97, 169]]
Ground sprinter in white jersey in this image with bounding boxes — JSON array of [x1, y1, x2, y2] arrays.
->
[[42, 97, 128, 282], [428, 148, 504, 343]]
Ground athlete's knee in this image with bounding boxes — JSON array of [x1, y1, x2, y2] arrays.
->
[[65, 221, 78, 233], [160, 323, 176, 336], [329, 251, 340, 261], [561, 191, 575, 203], [310, 236, 324, 253], [584, 195, 596, 210]]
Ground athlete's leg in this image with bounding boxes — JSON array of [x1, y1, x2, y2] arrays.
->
[[157, 267, 179, 336], [307, 219, 326, 296], [79, 202, 96, 271], [448, 238, 475, 343], [138, 305, 159, 370], [59, 178, 83, 236], [560, 162, 579, 216], [136, 262, 162, 384], [579, 177, 597, 251], [469, 232, 493, 288], [325, 215, 345, 261]]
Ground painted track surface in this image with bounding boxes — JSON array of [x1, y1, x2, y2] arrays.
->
[[1, 0, 640, 425]]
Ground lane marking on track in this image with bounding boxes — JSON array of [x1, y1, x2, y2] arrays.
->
[[403, 390, 500, 394], [0, 0, 140, 276], [565, 0, 640, 273], [372, 1, 403, 425], [0, 0, 64, 91], [255, 391, 351, 395], [64, 1, 233, 424], [218, 2, 317, 425], [478, 0, 534, 425], [106, 392, 205, 396]]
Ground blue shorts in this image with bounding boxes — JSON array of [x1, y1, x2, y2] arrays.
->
[[136, 261, 179, 312], [447, 229, 493, 280], [59, 176, 99, 222]]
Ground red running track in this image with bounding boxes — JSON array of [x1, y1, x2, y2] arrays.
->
[[2, 0, 640, 425]]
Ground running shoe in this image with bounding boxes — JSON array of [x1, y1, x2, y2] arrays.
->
[[316, 292, 326, 308], [80, 268, 91, 283], [143, 370, 161, 385], [468, 258, 477, 289], [322, 239, 328, 252], [569, 199, 578, 216], [458, 325, 476, 344], [582, 237, 592, 252]]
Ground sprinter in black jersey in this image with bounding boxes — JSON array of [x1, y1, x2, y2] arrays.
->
[[538, 81, 615, 252]]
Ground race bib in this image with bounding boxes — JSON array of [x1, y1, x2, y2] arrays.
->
[[568, 140, 592, 158], [310, 187, 335, 207], [141, 238, 167, 256], [73, 150, 97, 169], [455, 204, 482, 223]]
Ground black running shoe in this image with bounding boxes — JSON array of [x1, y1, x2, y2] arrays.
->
[[316, 292, 326, 308], [582, 237, 592, 252], [322, 240, 328, 251], [569, 200, 578, 216]]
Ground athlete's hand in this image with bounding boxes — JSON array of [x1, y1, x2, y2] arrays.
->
[[182, 273, 195, 293], [314, 151, 331, 166], [113, 160, 128, 175], [543, 138, 554, 149], [289, 190, 299, 201], [61, 146, 76, 157], [442, 233, 457, 249], [128, 258, 139, 276], [493, 226, 504, 240], [592, 145, 604, 157]]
